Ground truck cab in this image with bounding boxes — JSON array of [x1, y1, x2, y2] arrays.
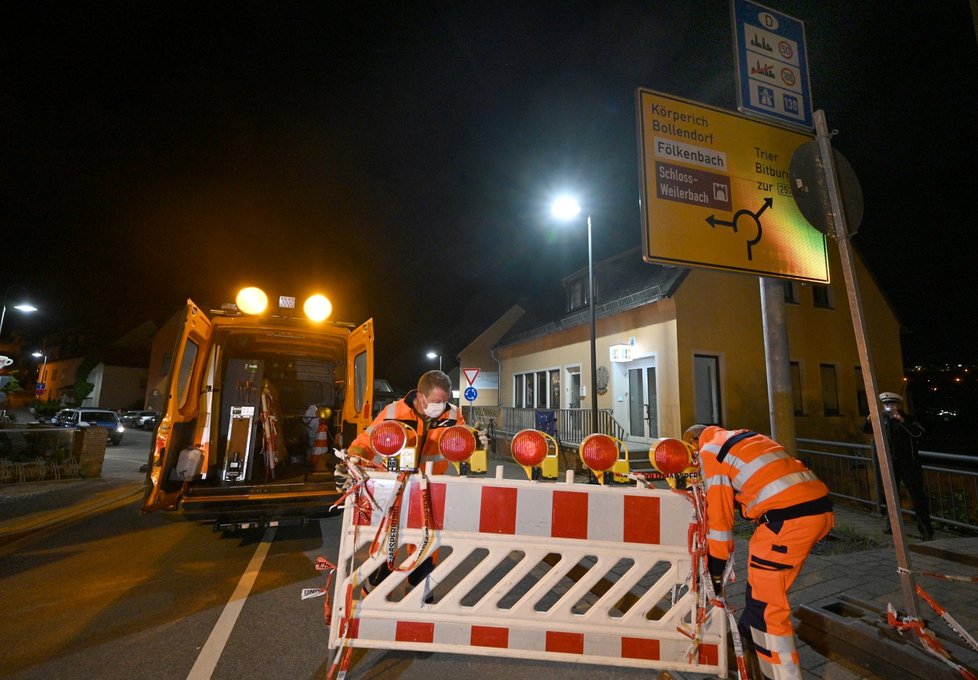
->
[[142, 294, 373, 529]]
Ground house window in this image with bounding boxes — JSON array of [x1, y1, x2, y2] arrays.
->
[[790, 361, 804, 415], [536, 371, 547, 407], [783, 280, 799, 304], [854, 367, 869, 417], [693, 354, 722, 425], [813, 285, 833, 309], [820, 363, 840, 416], [567, 276, 586, 312], [515, 370, 562, 408]]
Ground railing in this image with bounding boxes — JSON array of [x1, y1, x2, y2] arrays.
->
[[462, 409, 978, 532], [797, 438, 978, 532], [466, 406, 624, 447]]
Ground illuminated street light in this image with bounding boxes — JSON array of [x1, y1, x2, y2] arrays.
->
[[0, 287, 38, 339], [426, 351, 442, 371], [551, 195, 599, 435]]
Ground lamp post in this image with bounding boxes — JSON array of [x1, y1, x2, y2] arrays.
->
[[0, 288, 38, 339], [551, 196, 599, 435], [426, 351, 442, 371]]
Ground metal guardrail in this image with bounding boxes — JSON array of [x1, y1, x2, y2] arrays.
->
[[463, 409, 978, 532], [466, 406, 623, 447], [797, 437, 978, 532]]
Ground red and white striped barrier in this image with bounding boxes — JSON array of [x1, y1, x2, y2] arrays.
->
[[328, 466, 727, 676]]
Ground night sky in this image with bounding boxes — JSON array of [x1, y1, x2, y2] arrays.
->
[[4, 1, 977, 390]]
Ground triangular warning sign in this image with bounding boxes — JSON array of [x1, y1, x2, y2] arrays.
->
[[462, 368, 481, 386]]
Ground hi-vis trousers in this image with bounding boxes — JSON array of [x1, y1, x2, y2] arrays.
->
[[739, 512, 834, 680]]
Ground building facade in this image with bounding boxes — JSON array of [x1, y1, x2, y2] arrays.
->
[[459, 244, 902, 450]]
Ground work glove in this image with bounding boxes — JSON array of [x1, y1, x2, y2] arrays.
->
[[473, 421, 489, 449], [333, 465, 352, 491]]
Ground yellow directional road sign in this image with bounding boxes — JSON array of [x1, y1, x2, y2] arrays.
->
[[637, 89, 828, 283]]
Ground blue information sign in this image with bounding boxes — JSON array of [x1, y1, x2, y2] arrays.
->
[[463, 386, 478, 402], [732, 0, 813, 130]]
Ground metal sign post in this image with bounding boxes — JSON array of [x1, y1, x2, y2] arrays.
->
[[812, 109, 920, 618]]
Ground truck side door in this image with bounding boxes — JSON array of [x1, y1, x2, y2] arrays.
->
[[142, 300, 213, 513], [342, 318, 374, 446]]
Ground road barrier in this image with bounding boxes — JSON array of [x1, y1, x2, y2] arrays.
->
[[327, 465, 727, 676]]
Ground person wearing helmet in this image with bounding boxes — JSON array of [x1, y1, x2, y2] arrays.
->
[[683, 424, 833, 680], [861, 391, 932, 540]]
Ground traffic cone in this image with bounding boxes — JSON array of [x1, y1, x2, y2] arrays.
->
[[312, 419, 330, 471]]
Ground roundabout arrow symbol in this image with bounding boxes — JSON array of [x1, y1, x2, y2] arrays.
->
[[705, 214, 737, 231], [704, 197, 773, 261]]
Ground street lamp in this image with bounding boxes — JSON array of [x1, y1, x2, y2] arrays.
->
[[551, 195, 599, 435], [426, 351, 442, 371], [0, 288, 38, 339]]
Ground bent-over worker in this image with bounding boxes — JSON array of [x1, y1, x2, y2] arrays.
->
[[684, 424, 834, 680]]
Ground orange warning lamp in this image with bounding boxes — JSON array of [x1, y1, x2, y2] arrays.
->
[[512, 429, 548, 467], [651, 438, 694, 474], [370, 421, 419, 470], [511, 429, 556, 480], [439, 425, 476, 463], [579, 434, 621, 485]]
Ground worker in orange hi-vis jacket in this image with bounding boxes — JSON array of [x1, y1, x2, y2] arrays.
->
[[348, 369, 482, 597], [683, 424, 834, 680], [348, 369, 464, 475]]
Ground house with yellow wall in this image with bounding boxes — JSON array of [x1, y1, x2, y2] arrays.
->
[[459, 244, 902, 454]]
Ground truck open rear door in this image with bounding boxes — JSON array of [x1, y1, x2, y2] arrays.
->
[[142, 300, 213, 513], [342, 318, 374, 445]]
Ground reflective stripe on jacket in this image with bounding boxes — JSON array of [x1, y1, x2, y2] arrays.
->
[[698, 426, 828, 560]]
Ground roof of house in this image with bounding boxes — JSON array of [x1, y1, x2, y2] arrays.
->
[[497, 247, 689, 347]]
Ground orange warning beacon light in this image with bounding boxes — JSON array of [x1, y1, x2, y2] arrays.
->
[[579, 433, 622, 485], [369, 421, 419, 470], [439, 424, 480, 475], [511, 428, 556, 480], [650, 438, 694, 474]]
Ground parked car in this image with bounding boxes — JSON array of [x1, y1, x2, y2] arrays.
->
[[122, 410, 157, 427], [51, 408, 125, 445], [138, 412, 159, 430], [372, 378, 405, 416]]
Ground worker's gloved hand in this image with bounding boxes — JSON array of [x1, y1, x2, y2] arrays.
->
[[477, 429, 489, 449], [347, 445, 369, 461]]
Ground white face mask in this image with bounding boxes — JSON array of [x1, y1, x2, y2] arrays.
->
[[424, 401, 446, 418]]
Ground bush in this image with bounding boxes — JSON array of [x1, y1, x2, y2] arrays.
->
[[29, 399, 63, 418]]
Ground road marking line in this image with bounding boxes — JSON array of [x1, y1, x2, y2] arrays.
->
[[186, 527, 276, 679]]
